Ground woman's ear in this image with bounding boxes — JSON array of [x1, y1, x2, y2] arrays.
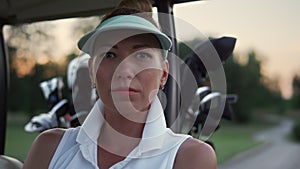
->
[[160, 60, 169, 86]]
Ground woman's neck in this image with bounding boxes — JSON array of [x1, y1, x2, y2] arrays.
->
[[102, 107, 148, 138], [97, 107, 148, 157]]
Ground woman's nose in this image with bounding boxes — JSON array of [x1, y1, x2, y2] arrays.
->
[[115, 58, 136, 79]]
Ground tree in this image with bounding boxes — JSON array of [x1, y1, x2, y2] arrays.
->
[[5, 23, 63, 114], [224, 51, 283, 122], [292, 75, 300, 108]]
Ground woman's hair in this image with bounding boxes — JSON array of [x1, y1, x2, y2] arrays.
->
[[117, 0, 153, 13], [101, 0, 157, 28]]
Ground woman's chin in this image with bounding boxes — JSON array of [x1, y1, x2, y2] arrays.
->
[[112, 101, 149, 122]]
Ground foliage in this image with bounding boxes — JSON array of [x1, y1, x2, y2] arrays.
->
[[292, 120, 300, 142], [286, 95, 300, 109], [7, 45, 68, 114], [292, 75, 300, 109], [8, 61, 67, 115], [223, 51, 284, 122], [5, 23, 77, 115]]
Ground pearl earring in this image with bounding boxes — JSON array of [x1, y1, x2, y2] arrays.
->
[[91, 83, 96, 89], [159, 85, 165, 90]]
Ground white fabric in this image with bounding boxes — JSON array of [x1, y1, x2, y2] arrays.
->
[[49, 96, 191, 169]]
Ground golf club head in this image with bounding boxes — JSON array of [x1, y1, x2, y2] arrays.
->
[[24, 113, 58, 132], [39, 77, 64, 107], [181, 86, 210, 134], [24, 99, 68, 132], [200, 92, 222, 113], [196, 86, 211, 100], [198, 92, 225, 140]]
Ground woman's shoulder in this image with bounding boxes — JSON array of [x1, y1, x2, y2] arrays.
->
[[173, 137, 217, 169], [33, 128, 67, 152], [37, 128, 66, 143], [23, 128, 66, 169]]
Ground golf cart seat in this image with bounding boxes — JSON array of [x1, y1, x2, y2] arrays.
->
[[0, 155, 23, 169]]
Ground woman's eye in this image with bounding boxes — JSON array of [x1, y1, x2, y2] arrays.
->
[[135, 52, 152, 60], [102, 52, 115, 59]]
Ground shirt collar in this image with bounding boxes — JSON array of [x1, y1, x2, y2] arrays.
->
[[76, 99, 104, 145], [138, 96, 167, 154], [76, 96, 168, 155]]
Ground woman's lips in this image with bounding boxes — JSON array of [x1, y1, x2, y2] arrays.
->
[[112, 87, 139, 94]]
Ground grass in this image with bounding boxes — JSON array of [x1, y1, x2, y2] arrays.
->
[[286, 110, 300, 143], [212, 122, 263, 164], [5, 114, 39, 162], [211, 113, 280, 164]]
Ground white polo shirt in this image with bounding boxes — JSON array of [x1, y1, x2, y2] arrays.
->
[[49, 96, 190, 169]]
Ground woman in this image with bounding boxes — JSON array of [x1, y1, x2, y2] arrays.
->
[[23, 7, 216, 169]]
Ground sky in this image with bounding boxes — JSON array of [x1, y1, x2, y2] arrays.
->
[[5, 0, 299, 98], [174, 0, 300, 98]]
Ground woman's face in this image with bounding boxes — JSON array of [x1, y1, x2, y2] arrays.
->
[[89, 33, 169, 116]]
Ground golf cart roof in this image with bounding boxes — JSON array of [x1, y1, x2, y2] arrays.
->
[[0, 0, 200, 25]]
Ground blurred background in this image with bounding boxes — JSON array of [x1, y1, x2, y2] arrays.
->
[[3, 0, 300, 167]]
